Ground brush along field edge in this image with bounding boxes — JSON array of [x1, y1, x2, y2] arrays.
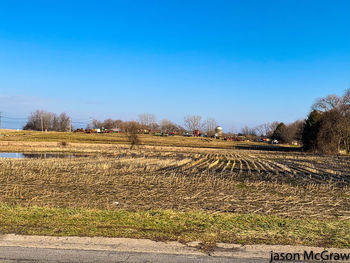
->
[[0, 205, 349, 249]]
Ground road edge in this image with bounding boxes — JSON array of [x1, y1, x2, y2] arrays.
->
[[1, 234, 349, 260]]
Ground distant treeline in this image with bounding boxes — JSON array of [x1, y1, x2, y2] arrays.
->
[[23, 110, 71, 132], [89, 117, 186, 133], [88, 115, 219, 136], [23, 89, 350, 154]]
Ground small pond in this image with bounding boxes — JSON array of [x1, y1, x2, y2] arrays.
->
[[0, 152, 89, 159]]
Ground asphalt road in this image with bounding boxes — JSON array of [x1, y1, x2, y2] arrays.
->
[[0, 246, 266, 263], [2, 235, 349, 263]]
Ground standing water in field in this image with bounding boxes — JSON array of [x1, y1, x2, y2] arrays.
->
[[0, 153, 88, 159]]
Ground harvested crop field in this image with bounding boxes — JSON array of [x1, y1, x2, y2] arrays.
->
[[0, 142, 349, 220]]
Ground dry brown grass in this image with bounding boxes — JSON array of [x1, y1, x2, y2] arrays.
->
[[0, 142, 349, 220]]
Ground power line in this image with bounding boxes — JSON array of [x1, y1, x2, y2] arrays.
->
[[1, 113, 92, 122], [2, 116, 27, 120], [0, 112, 94, 130], [2, 120, 25, 124], [72, 121, 90, 125], [72, 120, 92, 123], [1, 112, 27, 118]]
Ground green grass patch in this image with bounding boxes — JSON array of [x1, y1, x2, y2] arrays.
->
[[0, 204, 348, 248]]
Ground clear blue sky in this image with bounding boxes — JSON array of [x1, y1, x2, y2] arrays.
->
[[1, 0, 349, 131]]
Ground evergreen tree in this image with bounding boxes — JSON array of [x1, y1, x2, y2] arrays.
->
[[272, 122, 288, 143], [302, 110, 322, 151]]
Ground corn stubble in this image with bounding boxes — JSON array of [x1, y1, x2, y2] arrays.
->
[[0, 146, 349, 220]]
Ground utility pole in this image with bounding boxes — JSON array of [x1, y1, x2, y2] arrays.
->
[[41, 115, 43, 132]]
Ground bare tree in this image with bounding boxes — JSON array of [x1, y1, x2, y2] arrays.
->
[[241, 126, 256, 136], [59, 112, 71, 132], [254, 122, 280, 137], [123, 121, 141, 133], [184, 115, 202, 131], [149, 122, 160, 131], [91, 119, 103, 129], [115, 120, 123, 129], [138, 113, 157, 127], [264, 122, 279, 138], [160, 119, 178, 133], [254, 124, 265, 137], [102, 118, 117, 129], [42, 112, 54, 131], [312, 94, 342, 112], [52, 115, 60, 131], [23, 110, 72, 132], [203, 118, 217, 135], [23, 110, 42, 130], [125, 121, 141, 149], [88, 119, 123, 130], [176, 125, 186, 133]]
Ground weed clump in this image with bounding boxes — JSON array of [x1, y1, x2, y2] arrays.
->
[[59, 141, 69, 147]]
